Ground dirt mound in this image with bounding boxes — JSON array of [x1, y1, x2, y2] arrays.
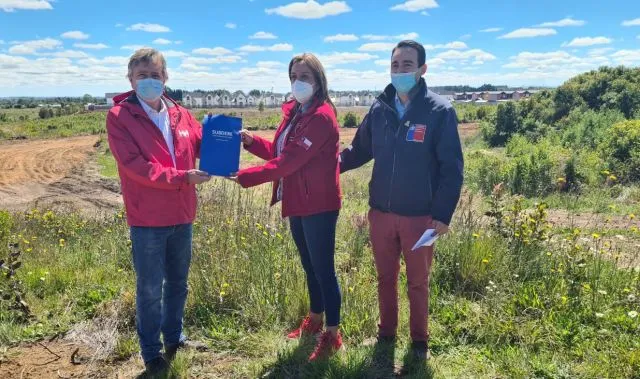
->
[[0, 136, 122, 214]]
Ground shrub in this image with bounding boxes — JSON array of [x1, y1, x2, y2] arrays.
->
[[505, 139, 559, 197], [561, 109, 625, 150], [343, 112, 358, 128], [464, 150, 507, 195], [482, 102, 519, 146], [602, 119, 640, 182]]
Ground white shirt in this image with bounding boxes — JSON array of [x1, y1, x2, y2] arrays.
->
[[138, 95, 176, 166]]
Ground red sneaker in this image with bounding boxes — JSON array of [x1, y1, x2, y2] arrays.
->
[[308, 331, 343, 362], [286, 316, 323, 339]]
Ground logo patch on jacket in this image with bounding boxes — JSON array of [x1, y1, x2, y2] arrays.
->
[[178, 130, 190, 138], [296, 137, 313, 151], [406, 124, 426, 143]]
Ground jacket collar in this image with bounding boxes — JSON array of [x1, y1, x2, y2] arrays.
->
[[114, 90, 182, 125], [281, 97, 325, 120]]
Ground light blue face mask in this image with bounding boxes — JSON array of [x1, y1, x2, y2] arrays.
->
[[391, 71, 418, 94], [136, 78, 164, 102]]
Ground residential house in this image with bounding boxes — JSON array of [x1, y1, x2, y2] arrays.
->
[[105, 93, 119, 106]]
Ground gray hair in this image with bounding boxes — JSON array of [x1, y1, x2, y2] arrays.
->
[[127, 48, 168, 80]]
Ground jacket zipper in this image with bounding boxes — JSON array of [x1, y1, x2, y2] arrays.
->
[[378, 99, 401, 212]]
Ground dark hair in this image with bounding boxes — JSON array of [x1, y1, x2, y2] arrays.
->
[[392, 40, 426, 67]]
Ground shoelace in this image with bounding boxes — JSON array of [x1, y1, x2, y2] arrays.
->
[[313, 333, 333, 354]]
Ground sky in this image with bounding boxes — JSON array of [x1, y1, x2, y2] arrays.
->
[[1, 0, 640, 97]]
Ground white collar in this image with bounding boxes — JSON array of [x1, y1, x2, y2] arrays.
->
[[137, 95, 167, 114]]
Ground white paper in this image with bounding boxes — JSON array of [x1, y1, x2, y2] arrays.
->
[[411, 228, 438, 251]]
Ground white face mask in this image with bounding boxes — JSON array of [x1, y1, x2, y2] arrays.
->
[[291, 80, 314, 104]]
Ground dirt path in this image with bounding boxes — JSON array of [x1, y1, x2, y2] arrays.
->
[[0, 136, 121, 213]]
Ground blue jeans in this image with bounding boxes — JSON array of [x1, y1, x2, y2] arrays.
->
[[130, 223, 192, 363], [289, 210, 341, 326]]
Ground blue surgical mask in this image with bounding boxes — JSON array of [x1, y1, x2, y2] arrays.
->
[[391, 71, 418, 94], [136, 78, 164, 102]]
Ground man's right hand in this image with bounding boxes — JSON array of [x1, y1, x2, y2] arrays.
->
[[240, 129, 253, 146], [186, 169, 211, 185]]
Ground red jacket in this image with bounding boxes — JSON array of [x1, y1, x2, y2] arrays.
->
[[238, 100, 342, 218], [106, 91, 203, 227]]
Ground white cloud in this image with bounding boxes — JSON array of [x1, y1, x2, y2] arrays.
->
[[126, 23, 171, 33], [237, 43, 293, 52], [77, 56, 129, 66], [270, 43, 294, 51], [436, 49, 497, 62], [121, 45, 147, 51], [316, 52, 378, 66], [0, 40, 4, 44], [621, 18, 640, 27], [256, 61, 285, 69], [250, 31, 278, 39], [8, 38, 61, 55], [180, 63, 209, 72], [537, 17, 586, 27], [41, 50, 91, 59], [0, 54, 30, 68], [480, 27, 502, 33], [563, 36, 612, 47], [324, 34, 359, 42], [265, 0, 351, 19], [175, 41, 183, 45], [225, 23, 237, 29], [74, 43, 109, 50], [115, 23, 123, 27], [420, 11, 428, 16], [610, 49, 640, 65], [192, 47, 233, 55], [358, 42, 396, 52], [182, 56, 244, 65], [390, 0, 439, 12], [460, 34, 472, 40], [362, 32, 419, 41], [427, 58, 445, 67], [61, 31, 89, 40], [374, 59, 389, 66], [498, 28, 557, 39], [153, 38, 172, 45], [587, 47, 614, 56], [162, 50, 189, 58], [0, 0, 52, 12], [502, 51, 610, 71], [441, 41, 467, 49]]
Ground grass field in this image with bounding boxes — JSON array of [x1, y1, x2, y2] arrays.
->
[[1, 98, 639, 377]]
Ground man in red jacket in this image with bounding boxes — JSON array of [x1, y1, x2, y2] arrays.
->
[[106, 48, 210, 376]]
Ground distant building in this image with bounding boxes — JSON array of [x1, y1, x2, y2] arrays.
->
[[105, 93, 120, 106]]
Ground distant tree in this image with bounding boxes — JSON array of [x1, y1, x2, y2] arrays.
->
[[165, 86, 183, 101], [478, 84, 497, 91], [249, 89, 262, 97], [258, 101, 264, 112], [82, 94, 94, 104]]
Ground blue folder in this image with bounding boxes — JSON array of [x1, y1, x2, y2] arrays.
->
[[199, 114, 241, 177]]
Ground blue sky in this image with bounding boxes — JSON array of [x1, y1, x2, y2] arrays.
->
[[1, 0, 640, 96]]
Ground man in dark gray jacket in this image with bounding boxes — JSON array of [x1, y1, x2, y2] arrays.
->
[[340, 40, 464, 360]]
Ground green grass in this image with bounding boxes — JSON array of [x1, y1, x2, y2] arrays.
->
[[1, 164, 639, 378], [0, 111, 107, 140]]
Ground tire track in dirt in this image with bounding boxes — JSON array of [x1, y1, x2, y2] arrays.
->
[[0, 136, 122, 214]]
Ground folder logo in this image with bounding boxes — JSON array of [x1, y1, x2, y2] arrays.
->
[[212, 130, 233, 139], [178, 130, 190, 138]]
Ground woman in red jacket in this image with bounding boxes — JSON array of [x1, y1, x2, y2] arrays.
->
[[233, 53, 342, 361]]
